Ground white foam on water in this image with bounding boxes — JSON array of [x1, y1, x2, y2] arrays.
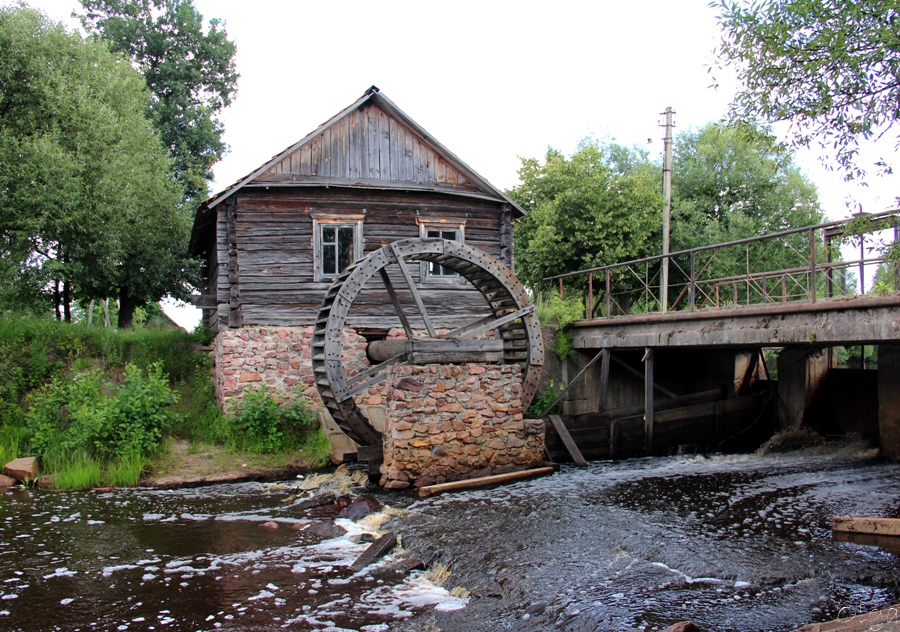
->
[[60, 598, 75, 605], [42, 567, 77, 579]]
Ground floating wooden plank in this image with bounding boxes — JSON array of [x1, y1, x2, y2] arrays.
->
[[418, 466, 555, 498], [833, 516, 900, 537], [350, 532, 397, 571], [549, 414, 587, 467]]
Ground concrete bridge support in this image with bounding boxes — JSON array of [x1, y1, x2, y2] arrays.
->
[[776, 348, 829, 429], [879, 345, 900, 458]]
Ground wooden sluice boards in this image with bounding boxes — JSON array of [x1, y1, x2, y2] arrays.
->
[[543, 390, 772, 462]]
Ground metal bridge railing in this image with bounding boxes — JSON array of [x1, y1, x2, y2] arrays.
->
[[543, 209, 900, 320]]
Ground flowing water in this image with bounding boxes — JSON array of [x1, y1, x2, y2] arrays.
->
[[1, 443, 899, 631]]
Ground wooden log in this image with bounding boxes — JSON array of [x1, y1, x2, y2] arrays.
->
[[549, 414, 587, 467], [418, 467, 555, 498], [833, 516, 900, 537], [791, 602, 900, 631], [832, 530, 900, 554], [350, 532, 397, 571]]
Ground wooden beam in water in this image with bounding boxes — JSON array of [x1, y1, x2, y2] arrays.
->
[[418, 467, 555, 498], [833, 516, 900, 537], [549, 414, 587, 467]]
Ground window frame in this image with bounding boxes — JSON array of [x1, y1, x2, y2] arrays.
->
[[417, 218, 466, 284], [311, 212, 365, 282]]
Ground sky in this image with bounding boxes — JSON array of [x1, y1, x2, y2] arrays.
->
[[24, 0, 900, 329]]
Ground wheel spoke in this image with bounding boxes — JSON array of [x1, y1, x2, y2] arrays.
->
[[389, 241, 436, 337], [378, 268, 415, 338]]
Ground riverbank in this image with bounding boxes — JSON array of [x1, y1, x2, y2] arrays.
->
[[142, 438, 320, 488]]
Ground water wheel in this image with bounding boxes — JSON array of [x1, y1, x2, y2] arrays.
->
[[312, 238, 544, 446]]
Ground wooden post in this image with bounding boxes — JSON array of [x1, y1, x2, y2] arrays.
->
[[689, 252, 696, 311], [549, 414, 587, 467], [588, 272, 594, 319], [782, 275, 787, 302], [87, 300, 94, 327], [605, 269, 611, 318], [599, 348, 610, 413], [559, 277, 564, 300], [644, 347, 654, 453], [809, 228, 817, 302]]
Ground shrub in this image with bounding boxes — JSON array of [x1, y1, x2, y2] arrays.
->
[[26, 362, 179, 460], [231, 386, 319, 454], [233, 386, 284, 453]]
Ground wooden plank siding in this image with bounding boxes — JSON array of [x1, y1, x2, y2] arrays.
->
[[217, 188, 503, 328], [254, 103, 477, 191]]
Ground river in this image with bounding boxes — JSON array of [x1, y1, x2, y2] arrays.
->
[[1, 441, 898, 631]]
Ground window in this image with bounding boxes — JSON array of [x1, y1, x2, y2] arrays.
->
[[418, 219, 465, 282], [312, 212, 364, 282]]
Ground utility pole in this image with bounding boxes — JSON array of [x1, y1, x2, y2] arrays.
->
[[660, 107, 675, 313]]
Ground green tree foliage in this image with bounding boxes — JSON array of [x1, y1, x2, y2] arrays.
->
[[713, 0, 900, 179], [0, 7, 195, 328], [509, 140, 664, 292], [79, 0, 239, 201], [670, 123, 824, 286]]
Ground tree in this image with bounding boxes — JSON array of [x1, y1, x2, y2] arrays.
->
[[713, 0, 900, 180], [79, 0, 238, 201], [0, 6, 194, 327], [670, 123, 824, 302], [508, 140, 664, 293]]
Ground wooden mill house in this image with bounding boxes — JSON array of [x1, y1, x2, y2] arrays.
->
[[189, 87, 527, 445]]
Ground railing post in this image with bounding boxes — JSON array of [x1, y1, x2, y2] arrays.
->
[[559, 278, 564, 300], [809, 228, 817, 302], [605, 269, 611, 318], [689, 251, 696, 311], [782, 275, 787, 302], [762, 274, 768, 303], [733, 281, 738, 305], [588, 272, 594, 320]]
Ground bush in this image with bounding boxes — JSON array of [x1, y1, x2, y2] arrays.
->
[[26, 362, 179, 460], [231, 386, 319, 454]]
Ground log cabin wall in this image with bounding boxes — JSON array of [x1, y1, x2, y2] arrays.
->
[[208, 186, 506, 330]]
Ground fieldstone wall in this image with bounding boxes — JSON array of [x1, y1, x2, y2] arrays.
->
[[380, 363, 545, 489], [213, 326, 376, 410]]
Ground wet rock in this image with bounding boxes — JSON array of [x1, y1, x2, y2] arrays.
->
[[663, 623, 703, 632], [4, 457, 38, 482], [339, 494, 383, 520], [384, 480, 410, 490], [525, 602, 548, 615], [259, 521, 279, 530], [306, 520, 347, 539], [350, 533, 376, 544], [37, 475, 53, 488], [0, 474, 15, 488]]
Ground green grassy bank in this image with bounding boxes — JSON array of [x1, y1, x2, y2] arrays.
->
[[0, 314, 330, 489]]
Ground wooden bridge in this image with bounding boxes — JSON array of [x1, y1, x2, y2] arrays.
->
[[539, 210, 900, 462]]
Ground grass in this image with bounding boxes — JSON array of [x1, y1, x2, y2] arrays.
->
[[0, 313, 333, 490], [40, 448, 148, 489]]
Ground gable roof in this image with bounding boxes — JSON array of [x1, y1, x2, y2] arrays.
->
[[190, 87, 525, 256], [206, 85, 523, 203]]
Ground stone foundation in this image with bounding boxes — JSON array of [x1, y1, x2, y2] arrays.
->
[[213, 325, 402, 410], [380, 363, 545, 490]]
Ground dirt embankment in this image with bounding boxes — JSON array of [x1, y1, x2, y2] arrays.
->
[[144, 439, 314, 488]]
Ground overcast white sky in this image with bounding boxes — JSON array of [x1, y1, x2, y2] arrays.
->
[[24, 0, 900, 328]]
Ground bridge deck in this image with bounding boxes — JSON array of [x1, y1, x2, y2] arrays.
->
[[571, 294, 900, 350]]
